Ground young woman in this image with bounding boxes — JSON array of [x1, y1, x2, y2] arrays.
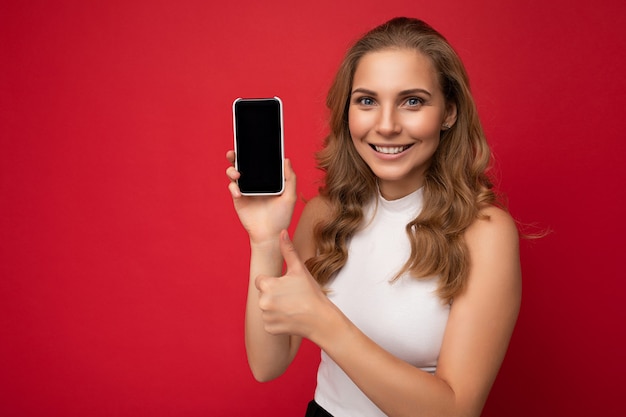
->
[[226, 17, 521, 417]]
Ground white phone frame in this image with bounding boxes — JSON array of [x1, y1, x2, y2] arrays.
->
[[232, 96, 285, 196]]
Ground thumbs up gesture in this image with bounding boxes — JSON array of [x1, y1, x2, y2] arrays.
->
[[254, 230, 337, 341]]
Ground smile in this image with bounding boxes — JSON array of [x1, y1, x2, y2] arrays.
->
[[371, 144, 412, 155]]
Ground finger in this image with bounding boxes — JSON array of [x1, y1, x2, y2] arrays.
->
[[255, 274, 272, 293], [255, 275, 273, 312], [226, 165, 241, 181], [284, 158, 295, 181], [226, 150, 236, 164], [279, 230, 303, 273], [283, 159, 297, 197], [228, 180, 242, 198], [254, 274, 263, 292]]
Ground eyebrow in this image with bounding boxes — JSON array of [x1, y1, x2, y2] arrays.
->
[[351, 87, 432, 97]]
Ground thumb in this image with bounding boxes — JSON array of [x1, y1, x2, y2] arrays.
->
[[279, 229, 303, 273], [283, 159, 297, 197]]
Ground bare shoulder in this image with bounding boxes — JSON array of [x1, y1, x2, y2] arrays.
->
[[465, 206, 519, 252], [299, 195, 332, 232], [460, 205, 521, 306], [461, 205, 521, 301], [293, 195, 332, 261], [304, 195, 332, 217]]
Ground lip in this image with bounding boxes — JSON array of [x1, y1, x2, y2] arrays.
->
[[369, 143, 413, 159]]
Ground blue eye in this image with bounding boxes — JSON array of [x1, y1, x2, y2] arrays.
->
[[406, 97, 423, 107], [359, 97, 375, 106]]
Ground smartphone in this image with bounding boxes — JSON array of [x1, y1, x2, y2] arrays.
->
[[232, 97, 285, 195]]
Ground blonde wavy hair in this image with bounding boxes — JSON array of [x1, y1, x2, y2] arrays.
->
[[305, 17, 498, 302]]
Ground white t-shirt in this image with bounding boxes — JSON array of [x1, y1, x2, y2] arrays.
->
[[314, 188, 450, 417]]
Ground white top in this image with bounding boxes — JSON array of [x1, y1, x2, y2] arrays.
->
[[314, 188, 450, 417]]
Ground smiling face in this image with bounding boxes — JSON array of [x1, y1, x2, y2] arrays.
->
[[348, 48, 456, 200]]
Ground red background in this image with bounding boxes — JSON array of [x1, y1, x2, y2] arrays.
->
[[2, 1, 625, 416]]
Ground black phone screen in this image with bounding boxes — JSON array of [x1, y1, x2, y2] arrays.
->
[[233, 98, 284, 195]]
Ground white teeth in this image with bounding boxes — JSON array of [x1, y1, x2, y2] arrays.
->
[[374, 145, 409, 154]]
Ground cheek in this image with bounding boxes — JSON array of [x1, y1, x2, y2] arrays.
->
[[403, 113, 443, 138], [348, 107, 370, 139]]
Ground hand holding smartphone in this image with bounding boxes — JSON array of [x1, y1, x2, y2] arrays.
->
[[232, 97, 284, 195]]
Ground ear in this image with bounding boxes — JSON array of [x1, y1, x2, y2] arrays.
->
[[442, 101, 457, 130]]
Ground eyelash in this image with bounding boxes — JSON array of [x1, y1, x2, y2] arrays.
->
[[405, 97, 424, 107], [355, 96, 424, 107]]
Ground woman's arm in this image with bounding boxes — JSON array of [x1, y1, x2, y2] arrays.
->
[[226, 151, 328, 382], [433, 206, 522, 416], [226, 151, 298, 381], [246, 196, 330, 381], [271, 205, 521, 417], [244, 237, 301, 382]]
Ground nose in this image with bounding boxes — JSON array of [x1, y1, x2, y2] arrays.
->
[[375, 106, 401, 137]]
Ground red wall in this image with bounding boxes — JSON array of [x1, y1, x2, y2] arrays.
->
[[2, 1, 625, 416]]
